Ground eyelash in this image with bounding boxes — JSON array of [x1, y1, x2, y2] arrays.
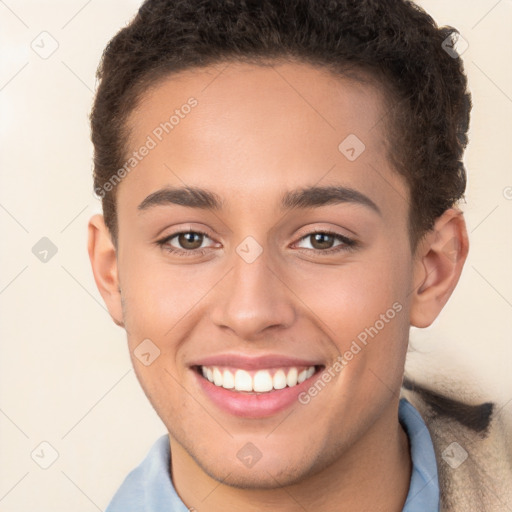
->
[[156, 229, 357, 257]]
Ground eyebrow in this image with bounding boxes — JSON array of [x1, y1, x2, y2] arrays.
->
[[137, 185, 381, 215]]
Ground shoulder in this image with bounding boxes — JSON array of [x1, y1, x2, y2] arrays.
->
[[401, 377, 512, 512]]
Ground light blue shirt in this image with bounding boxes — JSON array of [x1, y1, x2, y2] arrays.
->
[[400, 398, 440, 511], [106, 398, 440, 511]]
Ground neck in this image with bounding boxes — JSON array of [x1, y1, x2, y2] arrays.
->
[[170, 404, 411, 512]]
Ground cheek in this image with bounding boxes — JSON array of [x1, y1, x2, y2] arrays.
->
[[287, 243, 412, 384], [118, 245, 212, 337], [294, 251, 410, 338]]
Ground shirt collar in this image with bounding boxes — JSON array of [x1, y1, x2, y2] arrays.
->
[[399, 397, 440, 511]]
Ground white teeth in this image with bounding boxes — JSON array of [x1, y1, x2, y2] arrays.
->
[[213, 367, 223, 386], [201, 365, 317, 392], [234, 369, 253, 391], [222, 369, 235, 389], [297, 369, 308, 384], [286, 367, 298, 387], [273, 369, 287, 390], [253, 370, 273, 392]]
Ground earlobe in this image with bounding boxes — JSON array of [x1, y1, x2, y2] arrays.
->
[[87, 214, 124, 327], [410, 209, 469, 328]]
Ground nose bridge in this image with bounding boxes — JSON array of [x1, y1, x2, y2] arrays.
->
[[210, 239, 296, 339]]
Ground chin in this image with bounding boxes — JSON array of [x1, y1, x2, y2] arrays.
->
[[202, 464, 308, 490], [189, 446, 326, 490]]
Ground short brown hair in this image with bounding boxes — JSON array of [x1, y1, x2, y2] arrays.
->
[[90, 0, 471, 248]]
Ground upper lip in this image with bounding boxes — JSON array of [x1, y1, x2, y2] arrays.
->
[[190, 353, 323, 370]]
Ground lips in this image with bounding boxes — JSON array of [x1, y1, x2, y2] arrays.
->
[[190, 354, 324, 418]]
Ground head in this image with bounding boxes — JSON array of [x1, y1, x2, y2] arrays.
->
[[88, 0, 470, 492]]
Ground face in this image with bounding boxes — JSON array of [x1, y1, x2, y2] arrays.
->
[[112, 61, 416, 487]]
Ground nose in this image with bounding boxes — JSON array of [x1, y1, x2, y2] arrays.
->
[[209, 246, 297, 341]]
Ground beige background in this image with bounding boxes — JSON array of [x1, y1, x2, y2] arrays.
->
[[0, 1, 511, 510]]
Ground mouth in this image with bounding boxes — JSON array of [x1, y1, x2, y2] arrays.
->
[[191, 360, 325, 418], [195, 365, 320, 393]]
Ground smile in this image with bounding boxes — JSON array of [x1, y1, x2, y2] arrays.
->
[[200, 365, 316, 393], [191, 355, 325, 418]]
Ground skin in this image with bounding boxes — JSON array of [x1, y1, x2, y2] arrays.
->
[[88, 61, 469, 511]]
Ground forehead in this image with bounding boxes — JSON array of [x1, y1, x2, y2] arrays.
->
[[118, 61, 407, 221], [128, 60, 388, 150]]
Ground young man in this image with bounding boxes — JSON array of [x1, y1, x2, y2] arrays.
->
[[87, 0, 512, 510]]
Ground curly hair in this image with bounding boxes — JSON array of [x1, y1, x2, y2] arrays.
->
[[90, 0, 471, 248]]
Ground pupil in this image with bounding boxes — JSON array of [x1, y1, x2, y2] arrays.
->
[[313, 233, 333, 249], [180, 232, 202, 249]]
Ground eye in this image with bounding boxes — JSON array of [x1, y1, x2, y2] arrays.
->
[[156, 230, 217, 256], [172, 232, 208, 250], [294, 231, 356, 254]]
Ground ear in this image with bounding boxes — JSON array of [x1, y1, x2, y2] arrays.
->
[[87, 214, 124, 327], [410, 208, 469, 328]]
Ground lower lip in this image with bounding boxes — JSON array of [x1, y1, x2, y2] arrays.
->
[[194, 368, 321, 418]]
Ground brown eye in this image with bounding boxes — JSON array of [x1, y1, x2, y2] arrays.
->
[[309, 233, 336, 250], [156, 229, 219, 257], [295, 231, 356, 254], [176, 232, 205, 250]]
